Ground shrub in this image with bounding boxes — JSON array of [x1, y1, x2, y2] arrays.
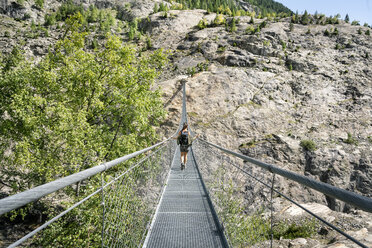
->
[[35, 0, 44, 9], [351, 20, 360, 26], [197, 18, 208, 29], [213, 14, 225, 26], [239, 139, 256, 148], [146, 35, 152, 49], [227, 18, 237, 32], [153, 3, 159, 13], [254, 26, 260, 34], [245, 25, 255, 34], [366, 29, 370, 35], [300, 139, 317, 151], [333, 27, 339, 36], [344, 133, 358, 145], [2, 46, 24, 71], [44, 14, 56, 26], [159, 2, 168, 12], [259, 20, 267, 29], [23, 13, 31, 20], [273, 219, 318, 240], [55, 0, 84, 21], [91, 38, 98, 49], [280, 40, 286, 50]]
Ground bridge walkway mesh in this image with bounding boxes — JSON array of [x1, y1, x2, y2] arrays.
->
[[143, 146, 228, 248]]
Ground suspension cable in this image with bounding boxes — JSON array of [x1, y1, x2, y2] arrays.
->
[[199, 139, 372, 213], [0, 136, 174, 216], [210, 149, 369, 248], [6, 142, 168, 248]]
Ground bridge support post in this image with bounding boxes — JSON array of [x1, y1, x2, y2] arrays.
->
[[270, 174, 275, 248], [101, 173, 105, 248]]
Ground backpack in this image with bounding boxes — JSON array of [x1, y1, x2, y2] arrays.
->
[[178, 131, 188, 146]]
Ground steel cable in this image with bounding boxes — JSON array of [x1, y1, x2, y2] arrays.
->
[[195, 139, 369, 248]]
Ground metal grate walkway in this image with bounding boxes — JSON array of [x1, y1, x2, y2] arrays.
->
[[143, 146, 228, 248]]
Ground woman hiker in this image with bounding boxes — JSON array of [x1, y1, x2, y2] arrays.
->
[[174, 123, 199, 170]]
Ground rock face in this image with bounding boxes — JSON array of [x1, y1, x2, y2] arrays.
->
[[153, 11, 372, 211]]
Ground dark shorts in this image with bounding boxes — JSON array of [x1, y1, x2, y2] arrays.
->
[[180, 145, 189, 153]]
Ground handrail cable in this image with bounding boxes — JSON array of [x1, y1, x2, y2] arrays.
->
[[199, 139, 372, 213], [199, 140, 368, 248], [7, 141, 168, 248], [0, 135, 174, 216]]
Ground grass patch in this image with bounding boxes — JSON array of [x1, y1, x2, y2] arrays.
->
[[239, 139, 257, 148], [188, 112, 198, 118], [343, 133, 358, 145], [273, 218, 318, 239]]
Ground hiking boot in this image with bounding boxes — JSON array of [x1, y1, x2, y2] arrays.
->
[[181, 162, 185, 170]]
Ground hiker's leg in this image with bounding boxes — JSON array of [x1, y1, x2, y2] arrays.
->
[[184, 152, 188, 164], [180, 152, 186, 164]]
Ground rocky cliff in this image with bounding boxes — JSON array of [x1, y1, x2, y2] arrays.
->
[[153, 9, 372, 204]]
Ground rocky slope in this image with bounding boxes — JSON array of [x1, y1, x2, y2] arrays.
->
[[154, 9, 371, 203], [0, 0, 371, 247], [150, 7, 372, 248]]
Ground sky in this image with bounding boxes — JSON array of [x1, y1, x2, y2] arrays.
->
[[275, 0, 372, 26]]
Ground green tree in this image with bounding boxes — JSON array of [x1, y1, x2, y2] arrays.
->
[[0, 15, 168, 243], [197, 18, 208, 29], [230, 17, 237, 32], [213, 14, 225, 26], [301, 10, 309, 25], [153, 3, 159, 13], [249, 16, 254, 24], [344, 14, 349, 23], [300, 140, 317, 151], [35, 0, 44, 9]]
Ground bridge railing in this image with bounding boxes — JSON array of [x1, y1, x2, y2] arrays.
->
[[0, 137, 176, 247], [193, 139, 371, 248]]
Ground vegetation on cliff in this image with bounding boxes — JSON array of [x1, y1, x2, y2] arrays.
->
[[0, 12, 168, 246]]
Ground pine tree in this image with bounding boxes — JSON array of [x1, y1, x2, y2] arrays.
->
[[230, 18, 237, 32], [153, 3, 159, 13], [344, 14, 349, 23], [294, 11, 299, 23], [301, 10, 309, 25], [249, 16, 254, 24]]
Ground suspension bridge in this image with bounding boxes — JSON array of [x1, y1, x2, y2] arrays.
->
[[0, 82, 371, 248]]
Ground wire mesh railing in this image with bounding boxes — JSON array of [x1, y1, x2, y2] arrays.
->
[[101, 140, 176, 247], [1, 139, 176, 247], [193, 139, 371, 248]]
